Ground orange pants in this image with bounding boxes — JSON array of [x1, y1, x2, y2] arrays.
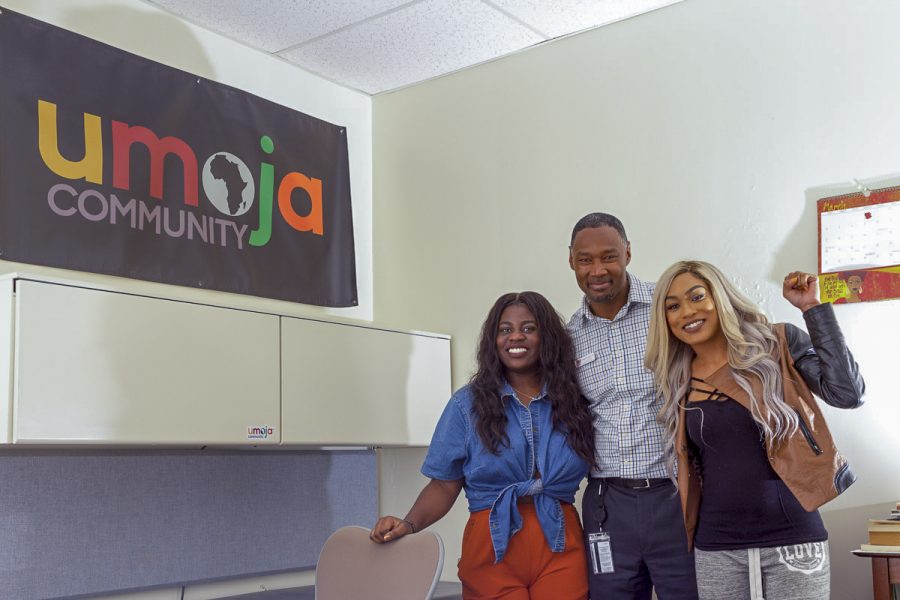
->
[[458, 502, 589, 600]]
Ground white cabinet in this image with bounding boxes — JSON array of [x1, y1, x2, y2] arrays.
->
[[12, 280, 280, 445], [0, 279, 14, 443], [281, 317, 451, 446], [0, 275, 451, 446]]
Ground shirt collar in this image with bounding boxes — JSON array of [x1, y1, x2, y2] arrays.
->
[[578, 272, 654, 322], [500, 381, 548, 402]]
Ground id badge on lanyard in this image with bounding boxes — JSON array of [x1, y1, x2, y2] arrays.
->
[[588, 531, 615, 574], [589, 482, 615, 574]]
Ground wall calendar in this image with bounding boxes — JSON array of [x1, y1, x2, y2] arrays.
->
[[817, 187, 900, 304]]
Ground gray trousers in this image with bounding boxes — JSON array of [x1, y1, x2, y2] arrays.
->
[[694, 542, 829, 600]]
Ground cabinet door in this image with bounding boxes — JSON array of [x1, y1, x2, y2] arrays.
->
[[0, 279, 13, 444], [13, 281, 280, 445], [281, 317, 451, 446]]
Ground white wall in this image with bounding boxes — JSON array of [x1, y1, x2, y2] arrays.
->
[[1, 0, 373, 321], [373, 0, 900, 592]]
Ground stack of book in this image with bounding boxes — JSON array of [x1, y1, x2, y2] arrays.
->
[[861, 502, 900, 552]]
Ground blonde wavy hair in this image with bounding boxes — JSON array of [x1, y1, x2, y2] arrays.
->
[[644, 260, 799, 479]]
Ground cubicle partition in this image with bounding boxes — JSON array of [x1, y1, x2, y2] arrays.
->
[[0, 449, 377, 599]]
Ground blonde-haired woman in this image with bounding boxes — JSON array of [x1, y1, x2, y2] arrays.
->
[[645, 260, 864, 600]]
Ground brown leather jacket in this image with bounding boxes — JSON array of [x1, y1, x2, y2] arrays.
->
[[675, 303, 865, 549]]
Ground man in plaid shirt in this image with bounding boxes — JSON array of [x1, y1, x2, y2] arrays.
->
[[567, 213, 698, 599]]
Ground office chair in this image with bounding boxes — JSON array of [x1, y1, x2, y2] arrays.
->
[[315, 525, 444, 600]]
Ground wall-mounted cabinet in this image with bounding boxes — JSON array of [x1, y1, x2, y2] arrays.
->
[[0, 275, 450, 446], [10, 279, 281, 445], [281, 317, 451, 446]]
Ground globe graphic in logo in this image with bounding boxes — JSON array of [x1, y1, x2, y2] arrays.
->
[[201, 152, 255, 217]]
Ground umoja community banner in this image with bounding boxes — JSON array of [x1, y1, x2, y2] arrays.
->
[[0, 9, 357, 306]]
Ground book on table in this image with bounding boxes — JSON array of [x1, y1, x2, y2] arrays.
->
[[860, 543, 900, 553], [862, 504, 900, 551], [868, 518, 900, 547]]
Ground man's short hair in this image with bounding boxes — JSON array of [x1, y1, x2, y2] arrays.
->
[[570, 213, 628, 246]]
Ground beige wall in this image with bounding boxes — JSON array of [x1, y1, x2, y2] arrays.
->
[[373, 0, 900, 593]]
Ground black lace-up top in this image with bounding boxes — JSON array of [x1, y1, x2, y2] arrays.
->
[[684, 376, 827, 550]]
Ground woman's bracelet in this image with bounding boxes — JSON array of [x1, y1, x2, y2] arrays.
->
[[401, 518, 418, 533]]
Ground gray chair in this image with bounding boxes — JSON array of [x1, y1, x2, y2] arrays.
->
[[315, 525, 444, 600]]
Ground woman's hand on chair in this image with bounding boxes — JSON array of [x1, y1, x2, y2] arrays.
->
[[369, 516, 414, 543]]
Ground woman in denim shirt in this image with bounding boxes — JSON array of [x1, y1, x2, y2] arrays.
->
[[370, 291, 595, 600]]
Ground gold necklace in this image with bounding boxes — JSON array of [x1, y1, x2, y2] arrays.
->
[[511, 386, 539, 401]]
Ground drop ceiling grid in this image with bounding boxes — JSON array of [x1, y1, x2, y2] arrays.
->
[[280, 0, 544, 94], [491, 0, 683, 39], [143, 0, 685, 95], [145, 0, 415, 51]]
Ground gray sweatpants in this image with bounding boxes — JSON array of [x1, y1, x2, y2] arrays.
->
[[694, 542, 829, 600]]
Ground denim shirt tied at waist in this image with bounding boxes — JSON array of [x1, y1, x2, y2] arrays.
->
[[421, 383, 589, 563]]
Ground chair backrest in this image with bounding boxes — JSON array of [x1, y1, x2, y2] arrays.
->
[[316, 525, 444, 600]]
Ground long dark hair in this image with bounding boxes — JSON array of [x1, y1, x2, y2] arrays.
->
[[470, 291, 595, 466]]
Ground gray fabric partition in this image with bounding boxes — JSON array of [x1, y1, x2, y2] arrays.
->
[[0, 449, 378, 600]]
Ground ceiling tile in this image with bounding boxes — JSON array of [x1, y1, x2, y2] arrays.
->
[[489, 0, 681, 39], [145, 0, 414, 51], [279, 0, 544, 94]]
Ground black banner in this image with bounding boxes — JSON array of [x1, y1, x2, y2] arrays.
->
[[0, 9, 357, 306]]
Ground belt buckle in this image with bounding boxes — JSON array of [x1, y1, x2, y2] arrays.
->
[[635, 478, 651, 489]]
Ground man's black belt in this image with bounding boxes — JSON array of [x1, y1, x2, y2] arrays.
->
[[597, 477, 670, 489]]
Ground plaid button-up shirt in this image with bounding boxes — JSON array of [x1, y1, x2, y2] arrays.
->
[[567, 273, 667, 478]]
